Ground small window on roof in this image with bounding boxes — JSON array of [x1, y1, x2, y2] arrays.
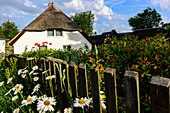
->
[[56, 30, 62, 36], [47, 29, 54, 36]]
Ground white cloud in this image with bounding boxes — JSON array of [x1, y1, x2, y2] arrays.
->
[[151, 0, 170, 11], [162, 16, 170, 23]]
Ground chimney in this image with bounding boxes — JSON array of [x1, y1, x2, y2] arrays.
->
[[48, 2, 54, 6]]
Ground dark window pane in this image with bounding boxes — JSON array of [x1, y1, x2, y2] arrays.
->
[[47, 30, 54, 36], [56, 30, 62, 36]]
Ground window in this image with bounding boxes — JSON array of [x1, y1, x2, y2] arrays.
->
[[63, 45, 71, 51], [56, 30, 62, 36], [47, 29, 62, 36], [47, 30, 54, 36]]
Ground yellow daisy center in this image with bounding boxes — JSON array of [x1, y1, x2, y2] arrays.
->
[[49, 76, 52, 79], [79, 99, 85, 104], [15, 86, 19, 88], [16, 89, 19, 93], [15, 110, 18, 113], [14, 97, 17, 100], [27, 98, 33, 102], [35, 87, 38, 90], [44, 100, 51, 106], [101, 95, 106, 99], [22, 75, 26, 77], [102, 105, 105, 107], [67, 110, 70, 113], [45, 71, 47, 73], [34, 78, 38, 80], [0, 83, 2, 86], [40, 96, 43, 99]]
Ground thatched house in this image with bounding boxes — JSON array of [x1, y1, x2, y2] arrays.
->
[[8, 3, 93, 54]]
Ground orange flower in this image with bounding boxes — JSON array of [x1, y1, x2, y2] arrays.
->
[[146, 62, 150, 66], [135, 65, 138, 69], [139, 57, 142, 61], [141, 74, 144, 77], [154, 65, 157, 70], [144, 57, 147, 62], [155, 56, 158, 59]]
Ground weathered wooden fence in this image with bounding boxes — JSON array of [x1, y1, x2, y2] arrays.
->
[[7, 55, 170, 113]]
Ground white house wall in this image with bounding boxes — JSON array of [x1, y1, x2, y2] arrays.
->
[[13, 31, 92, 54], [0, 40, 5, 53]]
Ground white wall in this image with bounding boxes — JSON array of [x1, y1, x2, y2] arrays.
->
[[13, 30, 92, 54], [0, 40, 5, 53]]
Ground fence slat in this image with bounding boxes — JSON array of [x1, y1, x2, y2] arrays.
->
[[69, 62, 78, 99], [55, 59, 64, 111], [150, 76, 170, 113], [90, 66, 102, 113], [104, 68, 118, 113], [62, 61, 70, 94], [78, 63, 89, 98], [124, 71, 140, 113]]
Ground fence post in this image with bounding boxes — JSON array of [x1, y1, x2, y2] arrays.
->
[[78, 63, 89, 98], [124, 71, 140, 113], [104, 68, 118, 113], [90, 65, 102, 113], [150, 76, 170, 113]]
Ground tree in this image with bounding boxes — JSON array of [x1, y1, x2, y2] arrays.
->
[[128, 7, 163, 30], [70, 11, 94, 36], [0, 20, 19, 39]]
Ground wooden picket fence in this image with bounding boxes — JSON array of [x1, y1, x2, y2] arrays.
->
[[7, 54, 170, 113]]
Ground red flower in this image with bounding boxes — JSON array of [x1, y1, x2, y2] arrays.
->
[[39, 47, 41, 49], [49, 43, 52, 45], [43, 44, 45, 46], [37, 44, 40, 47], [44, 42, 48, 44], [35, 43, 38, 46], [32, 47, 35, 49]]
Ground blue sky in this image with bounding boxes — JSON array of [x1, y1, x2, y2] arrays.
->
[[0, 0, 170, 35]]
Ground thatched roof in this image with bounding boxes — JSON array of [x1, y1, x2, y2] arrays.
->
[[8, 3, 93, 45], [25, 4, 81, 31]]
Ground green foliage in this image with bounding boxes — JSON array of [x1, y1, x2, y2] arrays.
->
[[0, 20, 19, 39], [128, 7, 163, 30], [70, 11, 95, 36]]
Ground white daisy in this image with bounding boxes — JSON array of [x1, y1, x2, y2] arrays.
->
[[73, 97, 91, 109], [14, 88, 21, 95], [29, 70, 34, 75], [24, 66, 28, 70], [12, 84, 20, 91], [32, 66, 38, 70], [31, 84, 40, 94], [37, 96, 56, 112], [42, 69, 50, 74], [101, 102, 106, 109], [21, 95, 37, 107], [12, 95, 18, 101], [38, 95, 47, 101], [4, 89, 12, 96], [64, 108, 72, 113], [27, 57, 34, 60], [45, 75, 56, 80], [0, 81, 4, 87], [18, 69, 23, 75], [13, 108, 19, 113], [33, 72, 39, 75], [23, 70, 28, 74], [7, 77, 13, 84], [100, 91, 104, 94], [21, 74, 27, 78], [19, 84, 24, 90], [33, 77, 39, 81]]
